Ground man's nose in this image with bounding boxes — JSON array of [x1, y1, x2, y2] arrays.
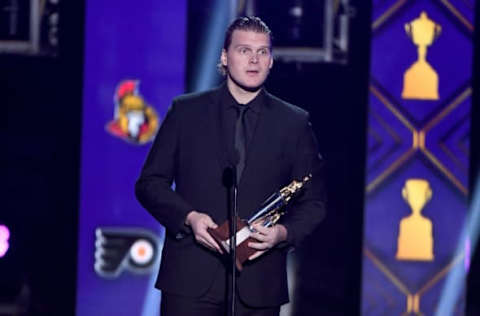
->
[[249, 54, 259, 63]]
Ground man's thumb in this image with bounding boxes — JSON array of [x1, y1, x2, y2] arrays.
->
[[206, 217, 218, 229]]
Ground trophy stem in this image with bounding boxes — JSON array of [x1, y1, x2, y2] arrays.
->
[[209, 217, 250, 271]]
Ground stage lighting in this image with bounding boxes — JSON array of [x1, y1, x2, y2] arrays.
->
[[0, 0, 60, 55], [0, 225, 10, 258], [436, 173, 480, 315], [237, 0, 354, 64], [191, 0, 232, 91]]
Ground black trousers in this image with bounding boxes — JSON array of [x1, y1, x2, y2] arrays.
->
[[160, 267, 281, 316]]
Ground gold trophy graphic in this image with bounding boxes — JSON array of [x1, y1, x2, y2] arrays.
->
[[208, 175, 312, 270], [396, 178, 434, 261], [401, 11, 442, 100]]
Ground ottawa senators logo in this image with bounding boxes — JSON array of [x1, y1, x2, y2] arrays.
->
[[106, 80, 159, 144]]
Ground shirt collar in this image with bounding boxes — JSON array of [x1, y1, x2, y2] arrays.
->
[[221, 83, 264, 114]]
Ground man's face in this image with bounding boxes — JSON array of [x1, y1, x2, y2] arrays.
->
[[221, 30, 273, 92]]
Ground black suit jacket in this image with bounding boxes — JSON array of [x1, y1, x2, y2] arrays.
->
[[135, 84, 326, 307]]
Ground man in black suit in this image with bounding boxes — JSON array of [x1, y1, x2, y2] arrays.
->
[[136, 16, 326, 316]]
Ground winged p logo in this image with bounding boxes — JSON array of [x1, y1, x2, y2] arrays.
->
[[94, 227, 160, 278]]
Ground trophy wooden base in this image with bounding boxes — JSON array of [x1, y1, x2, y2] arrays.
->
[[208, 217, 257, 271]]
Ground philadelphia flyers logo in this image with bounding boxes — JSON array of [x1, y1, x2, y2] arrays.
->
[[94, 227, 161, 278]]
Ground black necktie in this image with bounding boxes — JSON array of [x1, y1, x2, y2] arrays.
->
[[234, 105, 248, 183]]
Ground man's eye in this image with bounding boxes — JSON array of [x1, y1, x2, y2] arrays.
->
[[240, 48, 249, 54], [258, 49, 268, 55]]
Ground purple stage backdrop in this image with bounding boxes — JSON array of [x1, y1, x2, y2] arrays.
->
[[76, 1, 186, 315], [362, 0, 475, 315]]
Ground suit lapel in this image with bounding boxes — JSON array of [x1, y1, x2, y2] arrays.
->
[[207, 86, 230, 172]]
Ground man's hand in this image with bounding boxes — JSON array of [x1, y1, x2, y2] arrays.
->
[[185, 210, 223, 253], [248, 224, 287, 260]]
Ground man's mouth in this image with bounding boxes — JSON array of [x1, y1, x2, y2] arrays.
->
[[246, 70, 259, 75]]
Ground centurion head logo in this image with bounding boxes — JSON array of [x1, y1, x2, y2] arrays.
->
[[106, 80, 159, 144]]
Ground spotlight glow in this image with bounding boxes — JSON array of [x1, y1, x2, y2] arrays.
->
[[435, 173, 480, 315], [0, 225, 10, 258], [192, 0, 231, 92]]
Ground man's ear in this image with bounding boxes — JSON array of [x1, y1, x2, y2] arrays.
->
[[221, 49, 227, 66], [269, 55, 273, 69]]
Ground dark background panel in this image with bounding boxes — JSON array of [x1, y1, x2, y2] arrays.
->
[[3, 1, 85, 315]]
